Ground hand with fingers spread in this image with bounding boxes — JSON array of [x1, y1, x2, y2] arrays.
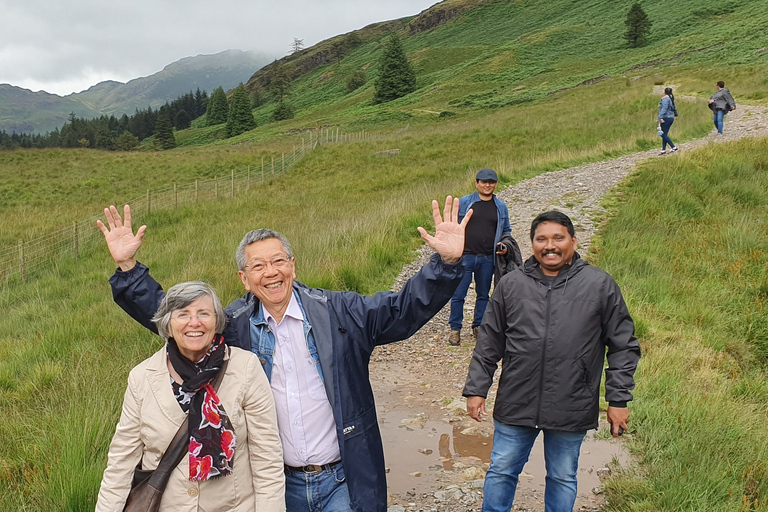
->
[[96, 204, 146, 271], [417, 196, 473, 264]]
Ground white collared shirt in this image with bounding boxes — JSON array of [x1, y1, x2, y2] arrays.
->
[[263, 292, 340, 466]]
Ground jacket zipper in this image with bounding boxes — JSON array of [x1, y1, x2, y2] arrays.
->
[[535, 282, 553, 428]]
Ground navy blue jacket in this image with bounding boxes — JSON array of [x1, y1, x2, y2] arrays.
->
[[109, 254, 463, 511]]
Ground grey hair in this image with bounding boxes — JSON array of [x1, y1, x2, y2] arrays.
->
[[151, 281, 227, 341], [235, 229, 294, 270]]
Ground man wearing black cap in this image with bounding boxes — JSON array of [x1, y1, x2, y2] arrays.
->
[[448, 169, 511, 346]]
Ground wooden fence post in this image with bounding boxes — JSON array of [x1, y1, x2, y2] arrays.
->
[[19, 241, 25, 283], [282, 153, 285, 173], [147, 190, 151, 214], [231, 169, 235, 197], [195, 180, 199, 203], [271, 156, 275, 175], [174, 184, 178, 209], [261, 157, 265, 181], [73, 222, 79, 259]]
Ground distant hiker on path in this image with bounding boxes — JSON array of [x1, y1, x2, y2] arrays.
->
[[97, 198, 470, 512], [657, 87, 679, 155], [463, 211, 641, 512], [708, 80, 737, 135], [448, 168, 511, 346]]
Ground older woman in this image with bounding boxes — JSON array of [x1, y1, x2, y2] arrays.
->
[[96, 281, 284, 511]]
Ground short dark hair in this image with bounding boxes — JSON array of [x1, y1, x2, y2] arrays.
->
[[530, 211, 575, 240], [717, 81, 725, 88]]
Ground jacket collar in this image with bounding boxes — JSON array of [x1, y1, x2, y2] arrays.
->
[[143, 344, 230, 427]]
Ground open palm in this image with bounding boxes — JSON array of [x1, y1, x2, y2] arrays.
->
[[417, 196, 472, 264], [96, 205, 146, 270]]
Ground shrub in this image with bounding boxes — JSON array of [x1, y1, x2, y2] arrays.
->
[[347, 71, 366, 93], [272, 102, 295, 121]]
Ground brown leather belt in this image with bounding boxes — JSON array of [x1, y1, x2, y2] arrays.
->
[[284, 460, 342, 474]]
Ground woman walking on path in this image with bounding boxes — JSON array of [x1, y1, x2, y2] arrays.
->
[[658, 87, 679, 155]]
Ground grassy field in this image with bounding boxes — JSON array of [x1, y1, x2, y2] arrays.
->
[[0, 72, 719, 247], [2, 0, 768, 509], [593, 138, 768, 511]]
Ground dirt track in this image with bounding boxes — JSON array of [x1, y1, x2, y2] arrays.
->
[[372, 102, 768, 511]]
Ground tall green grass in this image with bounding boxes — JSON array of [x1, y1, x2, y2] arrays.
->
[[593, 138, 768, 511]]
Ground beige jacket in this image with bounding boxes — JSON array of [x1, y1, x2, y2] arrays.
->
[[96, 345, 285, 512]]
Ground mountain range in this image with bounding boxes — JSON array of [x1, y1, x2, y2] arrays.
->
[[0, 49, 272, 134]]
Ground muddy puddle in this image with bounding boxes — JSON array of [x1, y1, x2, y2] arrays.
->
[[375, 394, 630, 508]]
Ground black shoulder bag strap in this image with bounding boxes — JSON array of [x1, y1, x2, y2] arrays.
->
[[123, 355, 230, 511]]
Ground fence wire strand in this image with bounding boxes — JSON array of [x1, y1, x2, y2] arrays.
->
[[1, 126, 405, 284]]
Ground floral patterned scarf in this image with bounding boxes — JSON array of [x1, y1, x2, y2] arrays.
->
[[167, 335, 236, 481]]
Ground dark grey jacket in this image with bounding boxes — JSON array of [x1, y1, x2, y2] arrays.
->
[[493, 232, 523, 286], [463, 253, 640, 432], [710, 88, 736, 112]]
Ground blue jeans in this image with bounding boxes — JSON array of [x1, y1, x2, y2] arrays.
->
[[660, 117, 675, 150], [482, 421, 586, 512], [713, 110, 726, 134], [285, 463, 352, 512], [450, 254, 494, 331]]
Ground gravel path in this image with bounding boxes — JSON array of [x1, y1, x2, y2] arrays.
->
[[372, 103, 768, 512]]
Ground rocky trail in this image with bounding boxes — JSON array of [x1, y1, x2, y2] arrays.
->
[[371, 103, 768, 512]]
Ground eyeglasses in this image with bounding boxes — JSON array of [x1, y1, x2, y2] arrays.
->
[[171, 311, 214, 322], [244, 255, 291, 274]]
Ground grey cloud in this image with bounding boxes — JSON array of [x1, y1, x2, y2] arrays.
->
[[0, 0, 438, 94]]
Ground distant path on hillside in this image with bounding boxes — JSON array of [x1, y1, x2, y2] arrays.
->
[[371, 104, 768, 512]]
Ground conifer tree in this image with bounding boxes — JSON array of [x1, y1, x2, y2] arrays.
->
[[175, 110, 192, 130], [373, 33, 416, 104], [206, 86, 229, 126], [625, 3, 652, 48], [154, 107, 176, 150], [226, 83, 257, 138], [267, 62, 292, 102]]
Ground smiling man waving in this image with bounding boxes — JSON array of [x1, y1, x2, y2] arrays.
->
[[98, 197, 471, 512]]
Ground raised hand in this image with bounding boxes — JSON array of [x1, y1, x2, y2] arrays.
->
[[96, 205, 146, 271], [417, 196, 473, 264]]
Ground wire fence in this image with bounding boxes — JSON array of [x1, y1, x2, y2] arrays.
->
[[0, 125, 407, 285]]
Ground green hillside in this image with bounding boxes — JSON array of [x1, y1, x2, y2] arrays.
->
[[237, 0, 768, 129], [1, 0, 768, 509]]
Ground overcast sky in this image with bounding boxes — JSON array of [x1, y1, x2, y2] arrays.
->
[[0, 0, 439, 96]]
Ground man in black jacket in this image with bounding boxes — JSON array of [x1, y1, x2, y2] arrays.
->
[[463, 211, 640, 512]]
